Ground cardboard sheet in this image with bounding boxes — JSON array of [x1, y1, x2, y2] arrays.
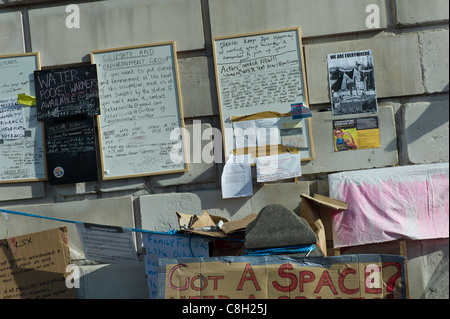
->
[[0, 227, 76, 299], [329, 163, 449, 248], [158, 254, 408, 299]]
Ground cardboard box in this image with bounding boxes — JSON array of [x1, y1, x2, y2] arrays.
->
[[300, 194, 348, 256], [158, 254, 408, 299]]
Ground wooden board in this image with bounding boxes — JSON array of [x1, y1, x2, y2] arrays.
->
[[91, 42, 188, 180]]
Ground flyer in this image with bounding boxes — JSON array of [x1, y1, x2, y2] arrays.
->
[[333, 116, 380, 151], [327, 50, 378, 116]]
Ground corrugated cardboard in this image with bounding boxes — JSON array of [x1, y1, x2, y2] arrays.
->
[[300, 194, 348, 256], [158, 254, 408, 299]]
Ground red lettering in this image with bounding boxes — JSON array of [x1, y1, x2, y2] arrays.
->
[[168, 264, 189, 291], [338, 267, 359, 294], [314, 270, 338, 295], [237, 263, 261, 291], [272, 263, 298, 292], [299, 270, 315, 292], [191, 275, 207, 291], [365, 265, 382, 294], [383, 262, 402, 293], [208, 275, 224, 290]]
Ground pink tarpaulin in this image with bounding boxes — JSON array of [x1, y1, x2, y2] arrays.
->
[[329, 163, 449, 248]]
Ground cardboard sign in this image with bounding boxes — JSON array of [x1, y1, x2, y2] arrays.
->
[[158, 254, 408, 299], [0, 227, 76, 299]]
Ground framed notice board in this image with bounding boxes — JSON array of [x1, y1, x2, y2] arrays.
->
[[91, 42, 188, 180], [213, 27, 314, 162], [0, 52, 47, 183]]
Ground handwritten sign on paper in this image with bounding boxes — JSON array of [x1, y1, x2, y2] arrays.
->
[[0, 105, 26, 140], [143, 233, 209, 299], [76, 223, 138, 265], [256, 152, 301, 182]]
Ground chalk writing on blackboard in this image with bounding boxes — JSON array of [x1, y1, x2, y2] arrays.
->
[[34, 64, 100, 120], [91, 42, 187, 179]]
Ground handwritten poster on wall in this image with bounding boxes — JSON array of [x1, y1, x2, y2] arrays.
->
[[143, 233, 209, 299], [0, 53, 47, 183], [91, 42, 188, 180], [0, 226, 76, 299], [213, 27, 314, 162]]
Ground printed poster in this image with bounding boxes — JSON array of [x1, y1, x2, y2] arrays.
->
[[327, 50, 378, 116], [333, 116, 380, 152]]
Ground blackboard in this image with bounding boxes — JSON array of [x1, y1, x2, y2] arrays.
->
[[34, 64, 100, 121], [213, 27, 314, 162], [0, 52, 47, 183], [44, 116, 98, 185], [91, 42, 188, 180]]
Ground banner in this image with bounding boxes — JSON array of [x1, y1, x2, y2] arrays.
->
[[158, 254, 408, 299]]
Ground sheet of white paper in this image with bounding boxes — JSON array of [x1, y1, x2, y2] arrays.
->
[[233, 120, 257, 149], [256, 152, 301, 182], [143, 233, 209, 299], [76, 223, 139, 265], [255, 117, 280, 146], [221, 154, 253, 198]]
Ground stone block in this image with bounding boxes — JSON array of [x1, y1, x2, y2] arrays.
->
[[402, 97, 449, 164], [0, 182, 45, 202], [395, 0, 449, 26], [420, 30, 449, 93], [138, 193, 202, 231], [301, 105, 398, 174], [305, 34, 423, 105], [149, 122, 218, 188], [0, 196, 135, 260], [28, 0, 205, 65], [77, 262, 149, 299], [178, 56, 219, 117], [209, 0, 386, 38], [0, 11, 24, 54]]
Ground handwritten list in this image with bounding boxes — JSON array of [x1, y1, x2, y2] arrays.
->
[[92, 43, 187, 179]]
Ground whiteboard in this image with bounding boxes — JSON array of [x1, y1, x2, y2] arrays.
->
[[91, 42, 188, 180], [213, 27, 314, 162], [0, 53, 47, 183]]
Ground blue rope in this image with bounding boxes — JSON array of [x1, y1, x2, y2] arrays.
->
[[244, 244, 315, 256]]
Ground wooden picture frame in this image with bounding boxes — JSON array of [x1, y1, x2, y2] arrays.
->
[[212, 27, 314, 162], [0, 52, 47, 183], [91, 42, 188, 180]]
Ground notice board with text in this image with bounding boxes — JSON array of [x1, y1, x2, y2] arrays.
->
[[91, 42, 188, 180]]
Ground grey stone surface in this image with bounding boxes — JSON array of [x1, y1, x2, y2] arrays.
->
[[395, 0, 449, 26], [402, 97, 449, 164], [0, 11, 24, 54], [209, 0, 387, 38], [302, 105, 398, 174], [245, 204, 317, 249], [28, 0, 205, 65], [0, 182, 45, 202], [419, 30, 449, 93], [305, 34, 423, 105]]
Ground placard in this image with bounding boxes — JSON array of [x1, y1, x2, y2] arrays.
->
[[158, 254, 408, 299], [44, 116, 98, 185], [91, 42, 188, 179], [213, 27, 314, 162], [0, 226, 76, 299], [34, 64, 100, 121], [0, 53, 47, 183]]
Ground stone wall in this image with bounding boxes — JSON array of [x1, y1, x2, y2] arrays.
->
[[0, 0, 448, 299]]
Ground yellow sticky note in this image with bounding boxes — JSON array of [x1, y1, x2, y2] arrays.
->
[[17, 94, 36, 106]]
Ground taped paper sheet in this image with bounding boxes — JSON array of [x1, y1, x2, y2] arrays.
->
[[221, 154, 253, 198], [256, 152, 301, 182]]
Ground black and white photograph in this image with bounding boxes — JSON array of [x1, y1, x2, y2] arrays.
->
[[327, 50, 378, 116]]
